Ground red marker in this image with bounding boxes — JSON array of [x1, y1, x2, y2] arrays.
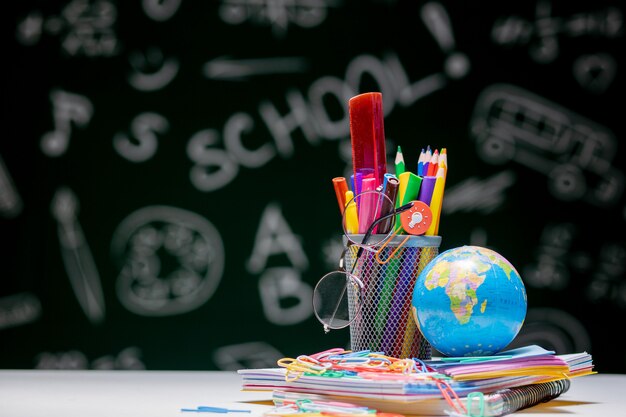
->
[[349, 92, 387, 188]]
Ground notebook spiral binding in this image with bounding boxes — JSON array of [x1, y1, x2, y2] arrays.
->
[[495, 379, 571, 415]]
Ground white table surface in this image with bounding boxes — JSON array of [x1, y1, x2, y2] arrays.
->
[[0, 371, 624, 417]]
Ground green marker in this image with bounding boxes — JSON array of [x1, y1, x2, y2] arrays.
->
[[395, 145, 405, 177]]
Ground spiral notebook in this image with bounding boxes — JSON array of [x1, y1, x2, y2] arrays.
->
[[269, 379, 571, 416]]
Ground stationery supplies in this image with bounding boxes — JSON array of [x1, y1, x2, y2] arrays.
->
[[330, 93, 450, 364], [349, 93, 387, 188], [238, 346, 594, 416]]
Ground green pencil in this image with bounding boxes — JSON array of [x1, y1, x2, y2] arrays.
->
[[395, 146, 405, 176]]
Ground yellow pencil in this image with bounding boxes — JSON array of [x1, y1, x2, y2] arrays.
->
[[425, 167, 446, 236], [439, 148, 448, 179]]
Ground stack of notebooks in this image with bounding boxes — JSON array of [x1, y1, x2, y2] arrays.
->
[[238, 345, 595, 416]]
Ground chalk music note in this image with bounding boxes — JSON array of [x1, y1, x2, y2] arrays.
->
[[41, 90, 93, 157], [51, 187, 105, 324]]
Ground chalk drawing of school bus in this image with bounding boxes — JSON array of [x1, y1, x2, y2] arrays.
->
[[470, 84, 623, 206]]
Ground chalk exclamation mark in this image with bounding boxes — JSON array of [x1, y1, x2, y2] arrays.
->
[[421, 2, 470, 79]]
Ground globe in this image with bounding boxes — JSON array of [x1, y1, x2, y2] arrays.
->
[[411, 245, 527, 357]]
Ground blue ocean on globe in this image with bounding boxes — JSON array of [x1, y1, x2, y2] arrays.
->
[[412, 245, 527, 357]]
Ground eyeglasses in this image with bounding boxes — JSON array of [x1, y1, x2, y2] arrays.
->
[[313, 190, 414, 333]]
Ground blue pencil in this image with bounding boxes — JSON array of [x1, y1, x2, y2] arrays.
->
[[417, 148, 425, 176]]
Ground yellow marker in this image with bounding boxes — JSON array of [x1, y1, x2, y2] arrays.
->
[[344, 190, 359, 234], [425, 167, 446, 236]]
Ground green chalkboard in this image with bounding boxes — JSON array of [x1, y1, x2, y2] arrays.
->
[[2, 0, 625, 372]]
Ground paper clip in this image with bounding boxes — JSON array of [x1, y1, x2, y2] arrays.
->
[[466, 392, 485, 417], [374, 231, 410, 265], [345, 350, 372, 357], [297, 355, 333, 370], [181, 406, 251, 413], [431, 377, 467, 415], [327, 351, 371, 362], [295, 399, 371, 415], [389, 359, 416, 374], [358, 372, 431, 381], [312, 348, 349, 361], [364, 357, 391, 368], [278, 358, 328, 382], [278, 357, 329, 373], [305, 370, 345, 378], [335, 357, 371, 366], [411, 358, 430, 373]]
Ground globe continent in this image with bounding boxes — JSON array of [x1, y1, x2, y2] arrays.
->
[[412, 246, 527, 357]]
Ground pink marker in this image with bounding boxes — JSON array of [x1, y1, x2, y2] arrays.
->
[[358, 177, 377, 234]]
